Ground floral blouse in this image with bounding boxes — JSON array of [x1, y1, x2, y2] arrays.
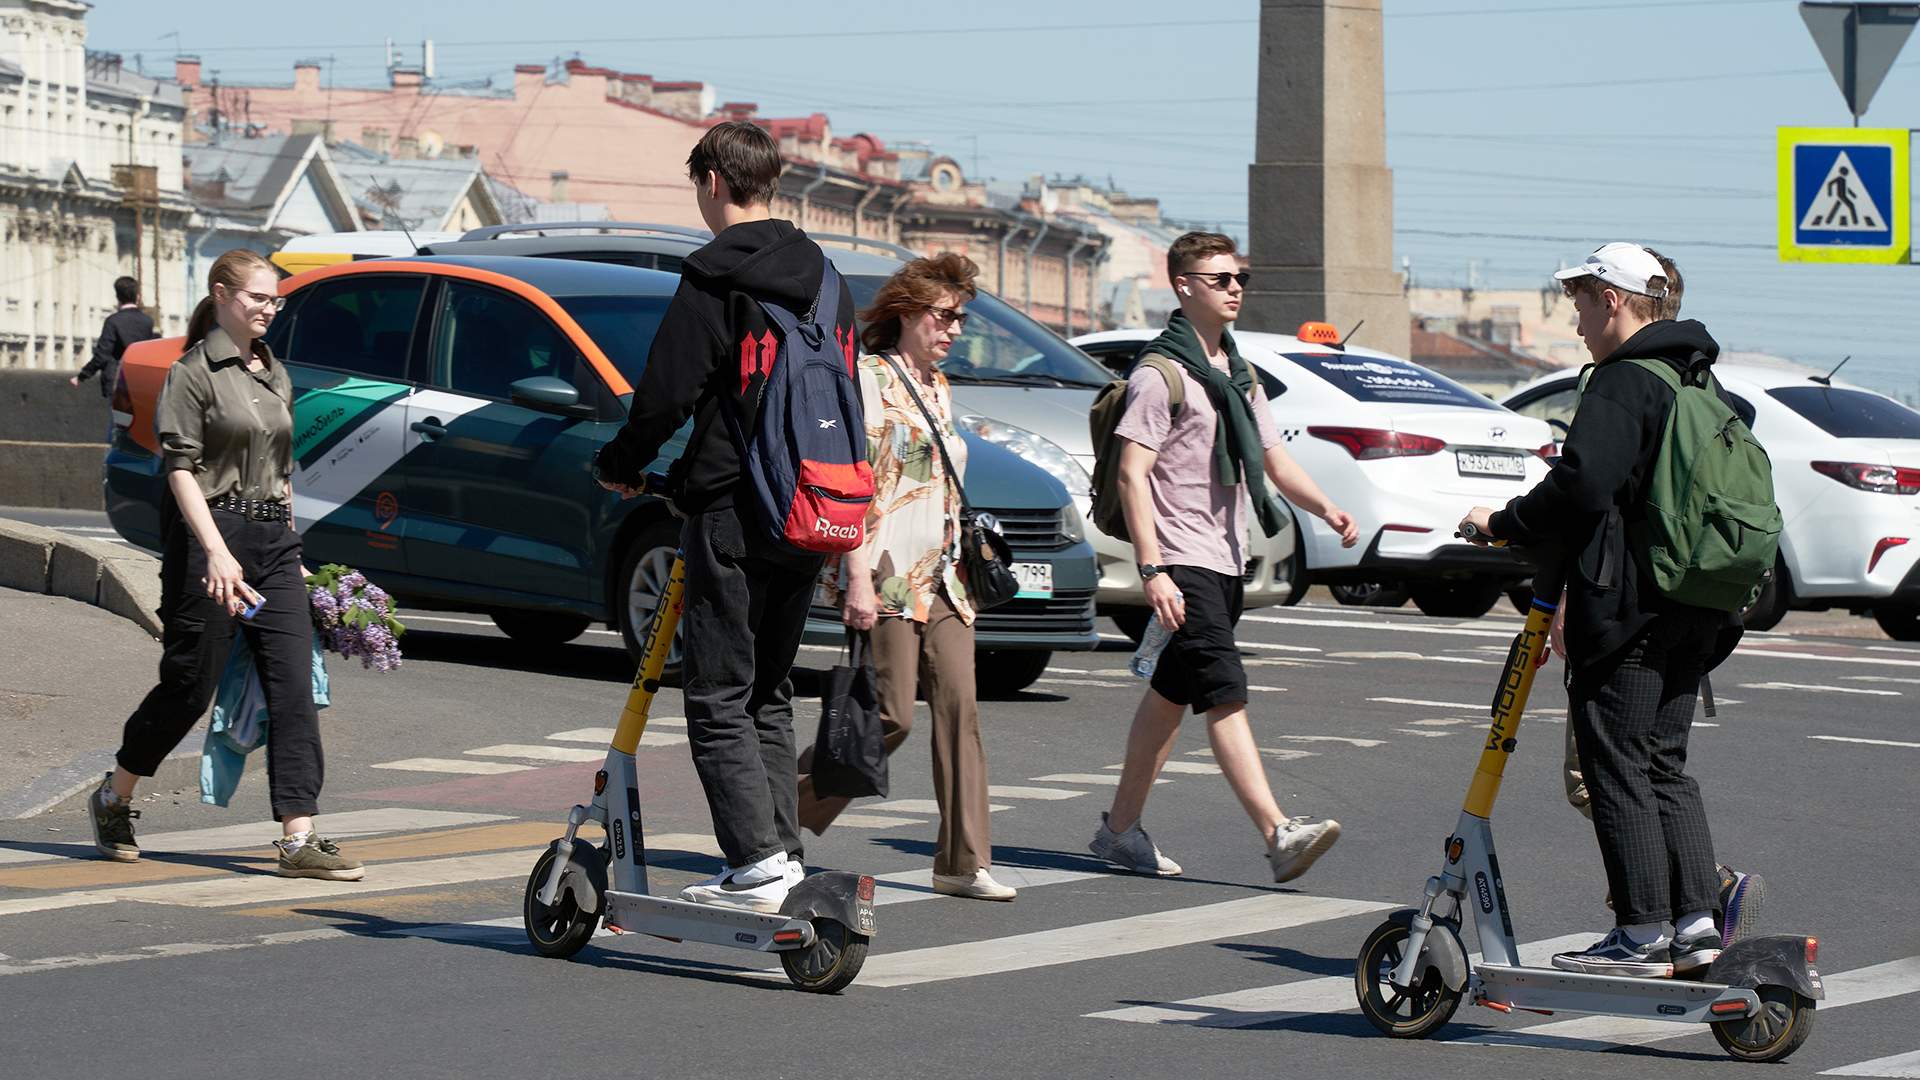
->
[[819, 352, 974, 625]]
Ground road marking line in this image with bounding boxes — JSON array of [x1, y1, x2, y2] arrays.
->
[[869, 865, 1105, 906], [1087, 933, 1594, 1027], [1243, 644, 1323, 654], [986, 785, 1089, 800], [1458, 954, 1920, 1051], [1036, 676, 1135, 689], [1187, 747, 1319, 762], [1409, 718, 1478, 727], [465, 744, 606, 763], [1399, 729, 1454, 737], [1046, 667, 1137, 677], [1809, 735, 1920, 749], [1824, 1049, 1920, 1077], [369, 758, 533, 776], [864, 799, 1012, 815], [0, 928, 350, 977], [1845, 676, 1920, 685], [0, 808, 510, 867], [856, 893, 1396, 988], [1733, 647, 1920, 669], [1242, 614, 1513, 640], [546, 721, 685, 744], [1330, 651, 1490, 664], [1740, 682, 1900, 696], [828, 814, 928, 829], [1028, 774, 1168, 786], [1278, 735, 1387, 748], [1369, 696, 1488, 711], [1107, 761, 1221, 775], [1249, 685, 1288, 692]]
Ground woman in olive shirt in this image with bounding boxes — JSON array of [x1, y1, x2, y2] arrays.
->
[[88, 249, 363, 881]]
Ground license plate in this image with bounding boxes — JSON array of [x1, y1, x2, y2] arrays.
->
[[1456, 451, 1526, 479], [1012, 561, 1053, 599]]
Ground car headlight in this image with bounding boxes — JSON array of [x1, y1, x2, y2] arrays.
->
[[1061, 501, 1086, 544], [957, 414, 1091, 502]]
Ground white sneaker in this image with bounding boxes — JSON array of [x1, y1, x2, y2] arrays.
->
[[784, 856, 806, 887], [679, 852, 792, 913], [1268, 816, 1341, 883], [932, 869, 1017, 902]]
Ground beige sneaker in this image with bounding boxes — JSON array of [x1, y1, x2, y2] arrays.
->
[[275, 834, 365, 881], [932, 869, 1017, 902], [1268, 816, 1341, 883]]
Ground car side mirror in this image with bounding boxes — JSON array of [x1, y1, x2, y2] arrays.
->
[[510, 375, 587, 415]]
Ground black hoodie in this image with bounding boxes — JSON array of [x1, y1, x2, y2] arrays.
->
[[594, 220, 858, 513], [1489, 319, 1744, 669]]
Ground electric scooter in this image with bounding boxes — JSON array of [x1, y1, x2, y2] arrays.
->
[[522, 478, 875, 993], [1354, 529, 1821, 1062]]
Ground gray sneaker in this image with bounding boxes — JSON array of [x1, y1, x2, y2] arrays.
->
[[1268, 816, 1341, 883], [1089, 812, 1182, 876], [88, 775, 140, 863], [274, 834, 365, 881]]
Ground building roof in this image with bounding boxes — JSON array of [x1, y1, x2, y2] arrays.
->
[[332, 142, 496, 231], [187, 134, 319, 211], [1409, 323, 1555, 379], [83, 53, 187, 110]]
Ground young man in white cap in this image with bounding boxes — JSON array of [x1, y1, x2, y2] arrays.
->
[[1460, 243, 1753, 978]]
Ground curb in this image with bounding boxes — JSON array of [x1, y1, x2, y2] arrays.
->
[[0, 517, 162, 638]]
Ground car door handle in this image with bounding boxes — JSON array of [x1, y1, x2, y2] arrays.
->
[[411, 419, 446, 440]]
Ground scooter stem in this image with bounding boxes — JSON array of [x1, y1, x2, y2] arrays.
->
[[1463, 596, 1556, 819], [612, 553, 688, 755]]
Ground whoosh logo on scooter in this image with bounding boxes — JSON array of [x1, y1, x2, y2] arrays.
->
[[1487, 626, 1541, 751]]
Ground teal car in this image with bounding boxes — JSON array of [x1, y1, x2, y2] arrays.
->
[[106, 255, 1097, 695]]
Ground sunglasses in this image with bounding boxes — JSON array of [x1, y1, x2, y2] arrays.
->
[[224, 286, 287, 312], [927, 305, 969, 330], [1178, 271, 1251, 290]]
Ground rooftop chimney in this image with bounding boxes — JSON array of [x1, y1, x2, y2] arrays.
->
[[361, 127, 391, 155], [293, 61, 321, 93], [550, 171, 570, 203], [391, 67, 423, 90], [174, 55, 202, 87]]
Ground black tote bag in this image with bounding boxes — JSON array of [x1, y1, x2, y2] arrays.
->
[[810, 630, 889, 799]]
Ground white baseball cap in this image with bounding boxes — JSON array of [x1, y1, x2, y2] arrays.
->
[[1553, 242, 1669, 298]]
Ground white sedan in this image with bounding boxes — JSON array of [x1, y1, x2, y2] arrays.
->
[[1504, 360, 1920, 639], [1074, 325, 1553, 619]]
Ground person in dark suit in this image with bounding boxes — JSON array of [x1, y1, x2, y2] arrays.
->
[[71, 276, 157, 440]]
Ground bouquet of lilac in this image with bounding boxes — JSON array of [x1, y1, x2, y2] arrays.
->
[[308, 564, 405, 672]]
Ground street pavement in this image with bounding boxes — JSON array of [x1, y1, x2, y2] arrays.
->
[[2, 510, 1917, 1079]]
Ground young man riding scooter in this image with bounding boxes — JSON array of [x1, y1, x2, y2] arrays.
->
[[1461, 243, 1759, 978]]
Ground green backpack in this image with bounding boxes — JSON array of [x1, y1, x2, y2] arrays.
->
[[1612, 357, 1782, 612], [1088, 353, 1183, 543]]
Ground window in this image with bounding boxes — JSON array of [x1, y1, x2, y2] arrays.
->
[[1510, 382, 1580, 433], [554, 294, 670, 388], [284, 276, 424, 381], [433, 282, 578, 401], [1768, 386, 1920, 440], [1287, 351, 1499, 410], [847, 274, 1113, 389]]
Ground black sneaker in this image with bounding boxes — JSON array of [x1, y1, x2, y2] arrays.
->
[[1717, 865, 1765, 948], [88, 775, 140, 863], [1672, 930, 1722, 975], [1551, 928, 1673, 978]]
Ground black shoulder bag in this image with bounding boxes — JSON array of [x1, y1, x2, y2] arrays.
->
[[880, 354, 1021, 611]]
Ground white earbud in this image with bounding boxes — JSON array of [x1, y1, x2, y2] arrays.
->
[[1179, 285, 1191, 296]]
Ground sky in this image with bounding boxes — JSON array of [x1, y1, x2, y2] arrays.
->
[[87, 0, 1920, 395]]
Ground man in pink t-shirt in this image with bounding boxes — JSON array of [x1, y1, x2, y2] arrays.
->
[[1089, 232, 1361, 886]]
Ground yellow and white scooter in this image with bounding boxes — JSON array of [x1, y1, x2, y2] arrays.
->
[[522, 478, 874, 993], [1354, 529, 1821, 1062]]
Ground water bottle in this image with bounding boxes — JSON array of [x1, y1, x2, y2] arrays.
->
[[1129, 593, 1183, 678]]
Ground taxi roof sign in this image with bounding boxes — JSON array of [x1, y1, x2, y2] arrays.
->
[[1777, 126, 1911, 264]]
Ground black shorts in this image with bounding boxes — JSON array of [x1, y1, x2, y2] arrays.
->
[[1149, 565, 1248, 714]]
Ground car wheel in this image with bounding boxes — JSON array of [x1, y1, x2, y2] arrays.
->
[[1507, 582, 1534, 615], [1742, 558, 1790, 633], [616, 518, 685, 676], [1872, 605, 1920, 641], [975, 650, 1051, 698], [490, 611, 592, 646], [1110, 609, 1152, 644], [1330, 582, 1408, 608], [1277, 522, 1310, 607], [1407, 579, 1504, 619]]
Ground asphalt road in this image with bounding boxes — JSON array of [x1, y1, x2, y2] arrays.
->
[[3, 510, 1917, 1079]]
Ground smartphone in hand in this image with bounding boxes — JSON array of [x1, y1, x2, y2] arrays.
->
[[236, 586, 267, 621]]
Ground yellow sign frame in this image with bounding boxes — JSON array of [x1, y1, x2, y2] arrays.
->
[[1777, 126, 1911, 265]]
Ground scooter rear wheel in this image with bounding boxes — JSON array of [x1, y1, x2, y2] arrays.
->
[[1355, 917, 1462, 1038], [780, 917, 869, 994], [1711, 986, 1816, 1063], [524, 846, 600, 960]]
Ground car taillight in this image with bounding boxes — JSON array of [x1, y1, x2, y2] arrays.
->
[[1536, 443, 1561, 463], [1811, 461, 1920, 495], [1307, 426, 1445, 460]]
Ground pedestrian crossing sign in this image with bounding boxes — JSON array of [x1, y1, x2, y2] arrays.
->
[[1777, 127, 1910, 264]]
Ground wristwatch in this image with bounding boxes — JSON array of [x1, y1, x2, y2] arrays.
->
[[1137, 563, 1163, 581]]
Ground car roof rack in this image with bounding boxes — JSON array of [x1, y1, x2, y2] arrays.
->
[[457, 221, 712, 242], [809, 233, 921, 261]]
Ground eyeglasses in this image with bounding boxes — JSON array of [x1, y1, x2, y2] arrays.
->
[[927, 305, 969, 330], [1178, 271, 1251, 290], [224, 286, 286, 312]]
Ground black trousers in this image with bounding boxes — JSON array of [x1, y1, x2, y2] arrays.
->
[[1568, 611, 1723, 927], [117, 505, 323, 820], [678, 505, 823, 867]]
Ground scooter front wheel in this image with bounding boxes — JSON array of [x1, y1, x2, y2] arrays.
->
[[1711, 985, 1816, 1063], [524, 845, 600, 960], [780, 917, 869, 994], [1355, 917, 1462, 1038]]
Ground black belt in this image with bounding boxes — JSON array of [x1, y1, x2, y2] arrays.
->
[[209, 494, 291, 522]]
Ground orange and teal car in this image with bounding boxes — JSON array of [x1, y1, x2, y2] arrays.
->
[[106, 255, 1095, 694]]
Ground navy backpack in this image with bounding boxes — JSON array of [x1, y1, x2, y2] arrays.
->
[[723, 262, 874, 555]]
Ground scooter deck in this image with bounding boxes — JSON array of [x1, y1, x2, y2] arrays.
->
[[1476, 963, 1760, 1024], [604, 890, 818, 952]]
